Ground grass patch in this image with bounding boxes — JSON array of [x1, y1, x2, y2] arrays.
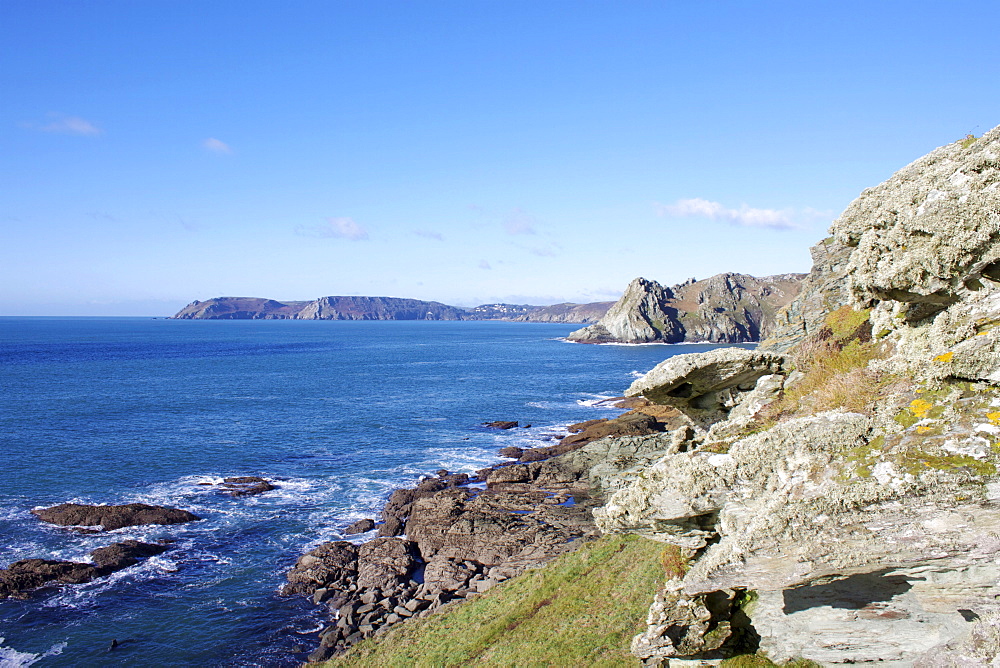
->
[[325, 533, 664, 667], [760, 337, 890, 421]]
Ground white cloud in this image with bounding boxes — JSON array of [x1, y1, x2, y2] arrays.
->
[[503, 209, 537, 235], [203, 138, 232, 154], [35, 113, 102, 136], [479, 260, 492, 270], [414, 229, 444, 241], [296, 217, 369, 241], [656, 198, 800, 230]]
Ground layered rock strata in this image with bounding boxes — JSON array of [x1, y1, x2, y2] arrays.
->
[[567, 272, 805, 344], [587, 126, 1000, 665]]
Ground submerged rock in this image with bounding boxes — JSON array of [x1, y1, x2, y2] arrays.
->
[[0, 540, 170, 599], [220, 476, 275, 497], [32, 503, 200, 531]]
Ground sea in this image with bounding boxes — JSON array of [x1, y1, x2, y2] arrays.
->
[[0, 317, 739, 667]]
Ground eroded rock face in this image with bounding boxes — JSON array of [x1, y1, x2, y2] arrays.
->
[[600, 126, 1000, 666], [625, 347, 786, 426], [32, 503, 200, 531]]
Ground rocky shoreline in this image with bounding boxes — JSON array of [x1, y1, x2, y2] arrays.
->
[[281, 398, 683, 662]]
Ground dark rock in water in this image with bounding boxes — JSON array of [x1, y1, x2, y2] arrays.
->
[[435, 469, 450, 477], [282, 541, 359, 596], [377, 517, 404, 537], [483, 420, 518, 429], [345, 519, 376, 535], [89, 540, 170, 574], [220, 476, 276, 497], [0, 539, 169, 599], [0, 559, 99, 599], [498, 446, 524, 458], [32, 503, 200, 531]]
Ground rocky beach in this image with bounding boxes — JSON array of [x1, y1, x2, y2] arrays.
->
[[282, 399, 683, 662]]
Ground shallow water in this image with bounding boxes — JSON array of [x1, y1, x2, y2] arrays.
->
[[0, 317, 738, 666]]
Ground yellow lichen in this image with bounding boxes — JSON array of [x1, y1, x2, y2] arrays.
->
[[933, 351, 955, 363], [987, 412, 1000, 425], [916, 426, 933, 434], [910, 399, 934, 419]]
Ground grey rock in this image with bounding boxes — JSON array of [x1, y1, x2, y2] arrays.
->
[[625, 347, 786, 426]]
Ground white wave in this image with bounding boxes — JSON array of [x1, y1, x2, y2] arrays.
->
[[629, 370, 645, 378], [0, 638, 66, 668]]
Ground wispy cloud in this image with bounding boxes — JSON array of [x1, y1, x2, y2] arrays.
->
[[503, 208, 537, 235], [296, 216, 369, 241], [414, 229, 444, 241], [30, 113, 102, 136], [656, 198, 806, 230], [203, 138, 232, 154], [478, 260, 492, 270]]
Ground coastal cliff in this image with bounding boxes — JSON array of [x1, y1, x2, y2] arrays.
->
[[314, 126, 1000, 665], [567, 272, 804, 344], [172, 296, 611, 323], [594, 126, 1000, 664]]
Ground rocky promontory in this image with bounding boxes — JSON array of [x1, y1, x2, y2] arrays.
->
[[567, 272, 804, 344]]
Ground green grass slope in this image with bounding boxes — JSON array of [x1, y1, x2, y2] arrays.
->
[[323, 534, 664, 667]]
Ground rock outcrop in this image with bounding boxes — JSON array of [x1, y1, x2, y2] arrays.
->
[[32, 503, 200, 531], [567, 272, 805, 344], [1, 540, 169, 599], [588, 126, 1000, 665]]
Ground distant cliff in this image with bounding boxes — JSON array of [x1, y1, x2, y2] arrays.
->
[[172, 296, 613, 323], [567, 272, 805, 344]]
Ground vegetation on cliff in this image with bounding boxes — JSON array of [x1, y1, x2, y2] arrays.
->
[[323, 534, 664, 667]]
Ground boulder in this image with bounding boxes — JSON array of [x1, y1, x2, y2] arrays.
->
[[498, 446, 524, 458], [422, 556, 478, 593], [32, 503, 200, 531], [356, 538, 418, 592], [282, 541, 358, 596], [344, 519, 376, 535]]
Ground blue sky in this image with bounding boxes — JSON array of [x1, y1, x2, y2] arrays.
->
[[2, 0, 999, 315]]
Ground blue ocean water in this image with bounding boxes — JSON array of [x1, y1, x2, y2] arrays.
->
[[0, 317, 736, 666]]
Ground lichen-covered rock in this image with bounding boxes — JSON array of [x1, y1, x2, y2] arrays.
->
[[604, 126, 1000, 665], [625, 347, 786, 426]]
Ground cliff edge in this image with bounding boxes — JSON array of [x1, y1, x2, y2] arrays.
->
[[589, 126, 1000, 664]]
